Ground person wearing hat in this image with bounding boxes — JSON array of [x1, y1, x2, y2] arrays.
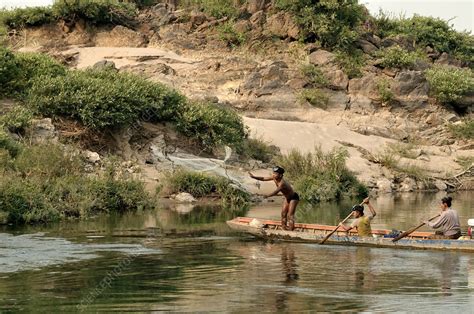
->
[[249, 166, 300, 231], [339, 198, 376, 237]]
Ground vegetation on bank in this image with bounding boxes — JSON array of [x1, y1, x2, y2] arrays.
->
[[448, 120, 474, 140], [0, 139, 153, 224], [1, 47, 248, 151], [165, 169, 250, 207], [426, 66, 474, 104], [274, 147, 368, 203]]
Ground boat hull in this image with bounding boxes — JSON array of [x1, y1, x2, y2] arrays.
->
[[227, 217, 474, 253]]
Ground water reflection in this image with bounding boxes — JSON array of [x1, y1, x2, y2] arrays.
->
[[0, 191, 472, 312]]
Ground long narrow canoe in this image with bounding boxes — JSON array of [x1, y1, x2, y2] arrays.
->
[[227, 217, 474, 253]]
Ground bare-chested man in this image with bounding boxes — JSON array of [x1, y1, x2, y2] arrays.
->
[[249, 166, 300, 231]]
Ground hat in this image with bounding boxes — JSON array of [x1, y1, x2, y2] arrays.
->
[[352, 204, 364, 213], [272, 166, 285, 174]]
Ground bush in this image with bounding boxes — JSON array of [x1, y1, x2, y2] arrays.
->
[[0, 0, 137, 30], [0, 142, 154, 224], [335, 50, 365, 78], [239, 137, 278, 163], [448, 120, 474, 140], [298, 88, 329, 109], [166, 169, 250, 207], [274, 147, 367, 203], [274, 0, 367, 50], [217, 21, 247, 47], [376, 78, 393, 103], [376, 46, 426, 69], [373, 13, 474, 66], [426, 66, 474, 104], [28, 68, 186, 129], [0, 131, 21, 158], [300, 63, 328, 87], [0, 6, 54, 29], [0, 106, 34, 134], [175, 102, 247, 150], [179, 0, 240, 19], [0, 47, 19, 96]]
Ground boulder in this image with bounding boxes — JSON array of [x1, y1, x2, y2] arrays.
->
[[27, 118, 57, 143], [175, 192, 197, 203], [326, 91, 350, 110], [249, 10, 266, 26], [435, 52, 464, 67], [348, 73, 379, 99], [265, 12, 299, 39], [377, 178, 393, 193], [392, 71, 429, 106], [247, 0, 267, 14], [399, 177, 417, 192], [92, 60, 117, 71], [309, 50, 335, 67], [357, 39, 378, 54], [434, 180, 447, 191], [325, 69, 349, 90], [95, 26, 147, 47], [234, 20, 251, 33], [84, 150, 101, 164]]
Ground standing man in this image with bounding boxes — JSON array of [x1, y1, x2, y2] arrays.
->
[[339, 198, 376, 237], [249, 166, 300, 231]]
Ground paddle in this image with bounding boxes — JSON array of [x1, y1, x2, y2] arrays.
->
[[320, 201, 364, 245], [392, 214, 441, 242]]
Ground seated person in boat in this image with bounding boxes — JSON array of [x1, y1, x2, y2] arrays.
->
[[339, 198, 376, 237], [424, 196, 461, 239], [249, 166, 300, 231]]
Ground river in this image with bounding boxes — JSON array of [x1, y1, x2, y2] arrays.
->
[[0, 192, 473, 312]]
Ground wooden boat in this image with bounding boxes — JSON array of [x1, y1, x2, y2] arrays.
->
[[227, 217, 474, 253]]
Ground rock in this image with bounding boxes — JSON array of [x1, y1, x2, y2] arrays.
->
[[190, 12, 208, 26], [247, 0, 266, 14], [265, 12, 299, 39], [249, 10, 266, 26], [454, 90, 474, 110], [155, 63, 176, 75], [241, 72, 262, 91], [348, 73, 378, 99], [377, 178, 393, 193], [434, 180, 447, 191], [326, 90, 350, 110], [27, 118, 57, 143], [92, 60, 117, 71], [175, 192, 197, 203], [444, 113, 460, 123], [357, 39, 378, 54], [435, 52, 464, 67], [234, 20, 251, 33], [392, 70, 429, 106], [309, 50, 335, 66], [286, 78, 308, 89], [95, 26, 147, 47], [325, 69, 349, 90], [399, 177, 417, 192], [425, 113, 440, 125], [348, 95, 374, 114], [84, 150, 101, 163]]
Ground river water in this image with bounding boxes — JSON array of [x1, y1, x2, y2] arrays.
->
[[0, 192, 473, 312]]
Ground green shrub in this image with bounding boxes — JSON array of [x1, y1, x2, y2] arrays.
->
[[217, 21, 247, 47], [0, 6, 54, 29], [166, 169, 250, 207], [448, 120, 474, 140], [376, 46, 426, 69], [300, 63, 328, 86], [0, 47, 19, 96], [179, 0, 240, 19], [298, 88, 329, 108], [426, 66, 474, 104], [274, 147, 367, 203], [0, 0, 137, 30], [274, 0, 367, 50], [376, 147, 427, 180], [28, 68, 185, 129], [373, 13, 474, 66], [455, 155, 474, 171], [376, 78, 393, 103], [239, 137, 278, 163], [335, 50, 365, 78], [0, 131, 21, 158], [175, 102, 247, 150], [0, 142, 154, 224], [0, 106, 34, 134]]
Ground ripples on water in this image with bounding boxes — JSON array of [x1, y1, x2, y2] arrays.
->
[[0, 192, 473, 312]]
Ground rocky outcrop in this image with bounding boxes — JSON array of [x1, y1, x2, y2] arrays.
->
[[95, 26, 147, 47], [264, 12, 299, 39]]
